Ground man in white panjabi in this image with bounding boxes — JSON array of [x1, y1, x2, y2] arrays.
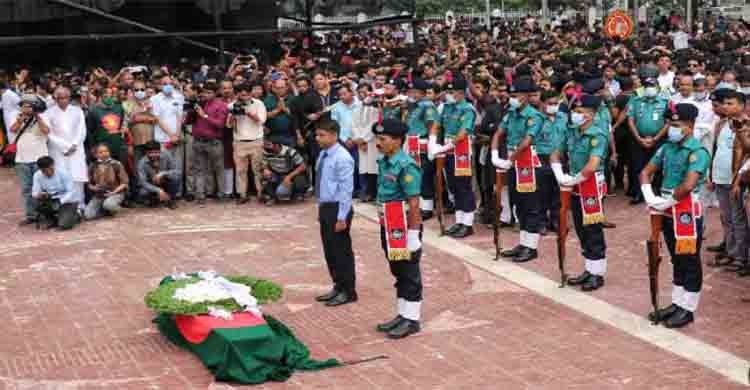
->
[[42, 87, 88, 211], [351, 84, 380, 201]]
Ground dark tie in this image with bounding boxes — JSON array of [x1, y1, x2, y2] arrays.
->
[[315, 151, 328, 199]]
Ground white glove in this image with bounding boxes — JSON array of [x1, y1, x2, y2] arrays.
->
[[551, 163, 566, 184], [650, 196, 677, 211], [407, 229, 421, 252], [427, 135, 438, 160], [491, 150, 511, 170], [558, 174, 577, 187], [641, 184, 658, 205], [438, 141, 455, 154]]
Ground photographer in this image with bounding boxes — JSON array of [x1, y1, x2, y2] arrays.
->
[[190, 82, 228, 205], [260, 136, 307, 206], [84, 143, 128, 220], [32, 156, 80, 230], [12, 94, 49, 225], [227, 83, 266, 204]]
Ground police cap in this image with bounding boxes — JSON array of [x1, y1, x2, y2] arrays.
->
[[510, 77, 538, 93], [669, 103, 699, 122], [582, 78, 605, 94], [373, 119, 408, 138]]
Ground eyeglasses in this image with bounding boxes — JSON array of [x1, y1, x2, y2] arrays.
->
[[134, 88, 146, 92]]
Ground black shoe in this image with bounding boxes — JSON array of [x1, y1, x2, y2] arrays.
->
[[18, 218, 36, 226], [724, 261, 745, 273], [581, 275, 605, 291], [450, 225, 474, 238], [629, 196, 644, 205], [446, 223, 462, 235], [706, 242, 726, 253], [325, 291, 357, 307], [167, 200, 178, 210], [512, 247, 538, 263], [567, 271, 592, 286], [376, 315, 405, 332], [737, 262, 750, 277], [664, 308, 694, 328], [421, 210, 434, 221], [386, 319, 420, 339], [501, 245, 523, 258], [184, 194, 195, 202], [197, 199, 206, 207], [648, 304, 679, 322], [602, 221, 617, 229], [315, 289, 339, 302], [539, 227, 548, 236], [236, 197, 250, 205]]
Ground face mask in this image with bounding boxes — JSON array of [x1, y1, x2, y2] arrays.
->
[[162, 84, 174, 95], [545, 104, 558, 115], [694, 91, 707, 101], [102, 97, 115, 106], [444, 94, 456, 104], [644, 87, 658, 97], [571, 112, 587, 127], [407, 97, 417, 104], [134, 91, 146, 100], [668, 126, 685, 143], [508, 97, 521, 109]]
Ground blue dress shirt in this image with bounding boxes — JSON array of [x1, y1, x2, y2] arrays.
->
[[316, 142, 354, 221]]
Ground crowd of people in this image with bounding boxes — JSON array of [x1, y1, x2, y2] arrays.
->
[[2, 11, 750, 331]]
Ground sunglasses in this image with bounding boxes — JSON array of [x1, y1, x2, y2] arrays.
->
[[134, 88, 146, 92], [731, 118, 750, 129]]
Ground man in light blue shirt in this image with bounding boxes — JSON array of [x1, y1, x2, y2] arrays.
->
[[331, 85, 361, 195], [314, 120, 357, 307], [32, 156, 80, 230]]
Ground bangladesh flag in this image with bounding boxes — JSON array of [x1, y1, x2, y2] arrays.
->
[[153, 311, 340, 384]]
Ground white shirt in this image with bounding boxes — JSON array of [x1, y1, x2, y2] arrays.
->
[[2, 89, 20, 134], [150, 92, 184, 143], [670, 31, 690, 50], [14, 119, 48, 164], [41, 104, 88, 182], [229, 98, 266, 141], [658, 71, 675, 94], [670, 93, 695, 105]]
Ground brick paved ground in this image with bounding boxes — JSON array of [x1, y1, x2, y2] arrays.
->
[[0, 168, 747, 390]]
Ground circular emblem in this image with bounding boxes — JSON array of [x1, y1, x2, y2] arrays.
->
[[604, 10, 634, 40], [689, 153, 697, 163], [679, 212, 692, 225], [101, 113, 121, 133], [391, 228, 404, 240], [521, 167, 530, 176], [585, 197, 597, 206], [376, 124, 384, 132], [527, 118, 534, 127], [672, 114, 679, 121], [404, 175, 413, 183], [591, 138, 598, 147]]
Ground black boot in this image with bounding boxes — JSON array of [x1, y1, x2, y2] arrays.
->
[[450, 225, 474, 238], [706, 242, 726, 253], [581, 275, 605, 291], [567, 271, 592, 286], [446, 223, 462, 235], [421, 210, 434, 221], [648, 304, 679, 322], [664, 307, 694, 328], [512, 247, 538, 263], [315, 288, 339, 302], [737, 261, 750, 277], [386, 319, 421, 339], [376, 316, 404, 332], [501, 245, 523, 258]]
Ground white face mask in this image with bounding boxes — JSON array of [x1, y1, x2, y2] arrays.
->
[[508, 97, 521, 109], [693, 91, 707, 100], [134, 91, 146, 100], [644, 87, 658, 98], [444, 94, 456, 104], [545, 104, 559, 115], [571, 112, 587, 127]]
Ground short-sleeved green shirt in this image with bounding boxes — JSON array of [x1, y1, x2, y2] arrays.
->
[[376, 150, 422, 206], [500, 105, 544, 150], [626, 96, 669, 137], [535, 112, 568, 155], [441, 101, 476, 138], [649, 137, 710, 194], [593, 103, 611, 133], [557, 124, 609, 174], [406, 99, 439, 137]]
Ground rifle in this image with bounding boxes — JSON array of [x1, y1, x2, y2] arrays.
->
[[557, 189, 571, 287], [493, 169, 505, 260], [435, 156, 446, 236], [647, 212, 663, 324]]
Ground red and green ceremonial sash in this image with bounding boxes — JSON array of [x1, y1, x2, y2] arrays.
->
[[514, 147, 537, 193], [175, 312, 267, 344], [577, 173, 605, 225], [454, 137, 472, 176], [406, 135, 422, 167], [383, 201, 410, 261], [672, 194, 699, 255]]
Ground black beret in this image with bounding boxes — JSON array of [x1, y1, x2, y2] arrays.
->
[[387, 78, 406, 90], [373, 119, 408, 138], [669, 103, 699, 122], [582, 78, 605, 94], [447, 78, 467, 91], [577, 94, 602, 109], [711, 88, 734, 101], [724, 90, 747, 103], [642, 77, 658, 86], [510, 77, 538, 93], [409, 78, 430, 91]]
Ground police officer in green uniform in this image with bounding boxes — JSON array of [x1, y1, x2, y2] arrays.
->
[[551, 94, 610, 291], [373, 118, 424, 339], [537, 90, 568, 232], [431, 78, 477, 238], [627, 76, 669, 204], [640, 104, 710, 328], [406, 79, 440, 220], [491, 77, 545, 262]]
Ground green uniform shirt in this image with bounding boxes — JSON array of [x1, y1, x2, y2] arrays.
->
[[593, 103, 611, 133], [557, 124, 609, 175], [440, 101, 476, 138], [649, 137, 710, 195], [376, 150, 422, 206], [383, 105, 403, 122], [406, 100, 439, 137], [500, 105, 544, 150], [627, 96, 669, 137], [536, 112, 568, 155]]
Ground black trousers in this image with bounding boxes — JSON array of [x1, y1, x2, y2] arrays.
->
[[139, 176, 180, 202], [571, 194, 607, 260], [380, 226, 423, 301], [420, 153, 435, 201], [262, 173, 309, 200], [613, 125, 630, 191], [539, 162, 561, 230], [629, 140, 662, 199], [508, 167, 544, 234], [37, 199, 80, 230], [663, 217, 704, 292], [319, 202, 356, 294], [445, 155, 476, 212], [479, 150, 496, 218]]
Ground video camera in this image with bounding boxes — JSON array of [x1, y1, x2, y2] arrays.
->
[[230, 103, 246, 116]]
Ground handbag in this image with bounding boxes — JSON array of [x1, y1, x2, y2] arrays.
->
[[1, 117, 35, 162]]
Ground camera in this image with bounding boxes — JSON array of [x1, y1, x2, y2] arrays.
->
[[183, 98, 198, 111], [231, 104, 246, 116]]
